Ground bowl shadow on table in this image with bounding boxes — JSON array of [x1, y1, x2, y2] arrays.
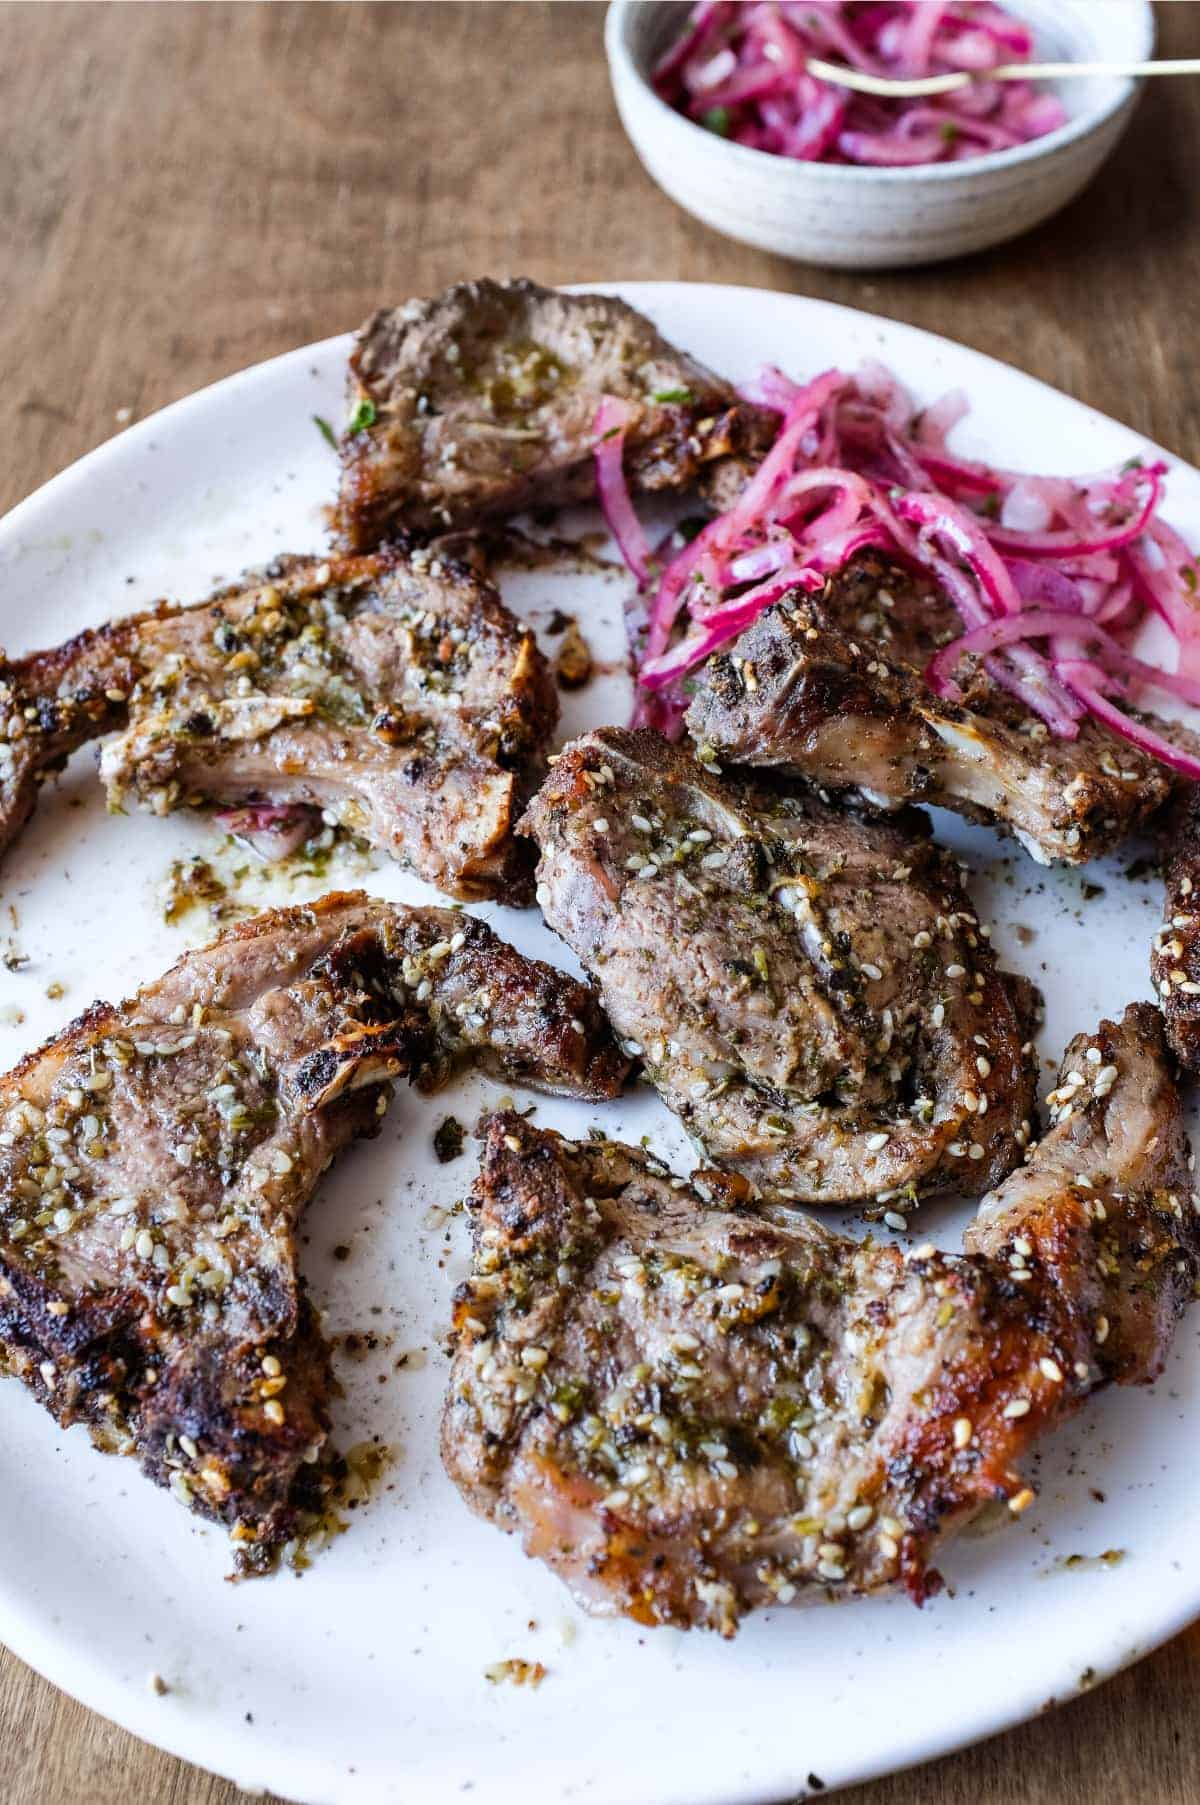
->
[[895, 71, 1191, 286]]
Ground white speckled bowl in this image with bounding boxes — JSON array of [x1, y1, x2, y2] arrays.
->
[[606, 0, 1154, 269]]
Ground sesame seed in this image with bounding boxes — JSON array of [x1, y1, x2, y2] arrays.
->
[[968, 1143, 985, 1160], [1038, 1357, 1064, 1383], [865, 1131, 890, 1152], [1003, 1398, 1031, 1419], [847, 1504, 873, 1531], [1095, 1314, 1110, 1344], [976, 1056, 991, 1078], [1008, 1488, 1036, 1514], [952, 1417, 973, 1449], [520, 1346, 548, 1369], [263, 1399, 285, 1426], [262, 1354, 282, 1377], [883, 1210, 907, 1232]]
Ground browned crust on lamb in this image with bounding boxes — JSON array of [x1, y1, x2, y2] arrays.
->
[[333, 277, 775, 548], [1154, 784, 1200, 1070], [442, 1005, 1195, 1634], [686, 553, 1172, 867], [0, 891, 627, 1560], [2, 544, 557, 901]]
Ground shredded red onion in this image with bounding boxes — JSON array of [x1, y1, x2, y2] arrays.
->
[[1055, 662, 1200, 783], [594, 398, 655, 587], [653, 1, 1068, 168], [593, 353, 1200, 769]]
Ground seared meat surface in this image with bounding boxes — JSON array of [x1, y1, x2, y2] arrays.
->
[[685, 553, 1171, 867], [1, 619, 142, 865], [0, 891, 625, 1561], [1153, 782, 1200, 1070], [522, 728, 1037, 1206], [2, 544, 556, 901], [443, 1005, 1195, 1634], [333, 278, 774, 548]]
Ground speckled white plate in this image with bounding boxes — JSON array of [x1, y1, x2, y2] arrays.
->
[[1, 284, 1199, 1805]]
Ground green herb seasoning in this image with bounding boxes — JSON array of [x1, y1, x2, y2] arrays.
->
[[433, 1115, 465, 1164]]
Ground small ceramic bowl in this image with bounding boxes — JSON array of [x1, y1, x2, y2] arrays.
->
[[605, 0, 1154, 269]]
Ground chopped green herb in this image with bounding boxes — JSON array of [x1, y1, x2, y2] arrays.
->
[[652, 386, 693, 404], [1121, 454, 1144, 473], [939, 122, 959, 143], [347, 398, 378, 435], [313, 414, 337, 448], [702, 106, 731, 137], [676, 514, 711, 544], [433, 1115, 465, 1164], [1182, 564, 1198, 593]]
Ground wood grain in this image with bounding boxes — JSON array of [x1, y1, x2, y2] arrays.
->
[[2, 3, 1199, 1801]]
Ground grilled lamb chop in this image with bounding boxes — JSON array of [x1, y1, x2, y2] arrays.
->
[[1, 543, 556, 901], [333, 277, 774, 549], [0, 891, 625, 1563], [1152, 782, 1200, 1070], [443, 1004, 1196, 1633], [685, 553, 1171, 867], [522, 727, 1037, 1207]]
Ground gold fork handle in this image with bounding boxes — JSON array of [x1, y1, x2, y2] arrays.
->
[[806, 56, 1200, 101]]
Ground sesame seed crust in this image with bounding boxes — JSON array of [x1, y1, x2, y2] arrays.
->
[[522, 727, 1038, 1208], [443, 1004, 1196, 1637], [1152, 784, 1200, 1074]]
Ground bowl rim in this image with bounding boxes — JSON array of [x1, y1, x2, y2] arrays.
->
[[604, 0, 1155, 185]]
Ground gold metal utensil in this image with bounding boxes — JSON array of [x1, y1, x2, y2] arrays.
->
[[806, 56, 1200, 100]]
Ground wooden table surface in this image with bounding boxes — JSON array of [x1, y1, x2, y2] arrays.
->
[[3, 3, 1200, 1800]]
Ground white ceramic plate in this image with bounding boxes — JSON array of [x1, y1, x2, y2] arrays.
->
[[1, 283, 1198, 1805]]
